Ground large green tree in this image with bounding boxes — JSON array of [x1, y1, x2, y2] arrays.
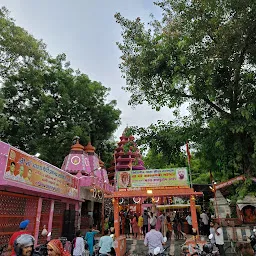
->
[[0, 7, 47, 80], [131, 121, 187, 167], [0, 7, 121, 167], [115, 0, 256, 178]]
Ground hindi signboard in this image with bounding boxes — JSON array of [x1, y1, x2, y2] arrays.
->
[[117, 168, 189, 189], [4, 147, 79, 198]]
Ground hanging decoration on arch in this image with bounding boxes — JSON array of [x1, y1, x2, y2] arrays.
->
[[133, 197, 141, 204], [152, 197, 159, 203]]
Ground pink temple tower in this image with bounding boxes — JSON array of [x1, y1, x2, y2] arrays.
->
[[108, 128, 145, 185]]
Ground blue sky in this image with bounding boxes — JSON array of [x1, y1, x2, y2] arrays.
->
[[0, 0, 175, 139]]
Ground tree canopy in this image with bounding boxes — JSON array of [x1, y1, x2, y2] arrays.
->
[[115, 0, 256, 184], [0, 7, 121, 167]]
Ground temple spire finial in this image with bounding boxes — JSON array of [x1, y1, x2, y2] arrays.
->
[[72, 136, 80, 145]]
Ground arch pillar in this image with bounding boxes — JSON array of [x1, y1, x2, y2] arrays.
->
[[190, 195, 198, 234], [113, 198, 120, 237]]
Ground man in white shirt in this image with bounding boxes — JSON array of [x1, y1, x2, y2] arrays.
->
[[144, 224, 165, 255], [200, 210, 209, 235], [186, 214, 192, 234], [99, 230, 114, 255], [73, 230, 85, 256], [214, 223, 226, 256]]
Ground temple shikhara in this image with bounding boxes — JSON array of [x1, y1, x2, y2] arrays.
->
[[108, 128, 146, 185]]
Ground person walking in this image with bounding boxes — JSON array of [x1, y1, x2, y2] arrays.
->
[[167, 221, 175, 256], [214, 223, 226, 256], [209, 222, 216, 244], [200, 210, 209, 235], [104, 217, 109, 233], [124, 216, 130, 238], [138, 215, 143, 236], [85, 226, 99, 256], [98, 230, 114, 256], [186, 213, 193, 235], [166, 217, 173, 240], [144, 224, 165, 255], [149, 212, 157, 227], [72, 230, 85, 256], [142, 210, 149, 236], [8, 220, 30, 256], [131, 214, 139, 239]]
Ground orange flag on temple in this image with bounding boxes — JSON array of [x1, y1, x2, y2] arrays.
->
[[128, 161, 132, 170], [186, 141, 191, 164]]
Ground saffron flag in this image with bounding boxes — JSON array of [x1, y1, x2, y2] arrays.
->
[[128, 161, 132, 170], [186, 141, 191, 164]]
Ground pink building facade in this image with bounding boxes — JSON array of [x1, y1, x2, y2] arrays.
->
[[0, 140, 113, 246], [61, 141, 114, 231]]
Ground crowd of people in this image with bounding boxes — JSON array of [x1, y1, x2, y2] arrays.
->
[[119, 208, 193, 240], [5, 209, 230, 256], [119, 208, 173, 239], [7, 220, 116, 256]]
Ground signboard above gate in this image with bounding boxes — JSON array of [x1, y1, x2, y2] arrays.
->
[[117, 168, 189, 190]]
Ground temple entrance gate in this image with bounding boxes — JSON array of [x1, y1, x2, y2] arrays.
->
[[105, 168, 203, 256]]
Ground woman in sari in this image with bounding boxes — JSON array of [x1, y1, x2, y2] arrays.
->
[[131, 214, 139, 239], [47, 239, 71, 256], [85, 226, 99, 256]]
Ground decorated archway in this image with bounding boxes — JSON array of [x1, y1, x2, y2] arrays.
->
[[105, 168, 203, 256]]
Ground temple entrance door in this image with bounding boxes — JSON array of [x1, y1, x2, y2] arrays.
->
[[62, 208, 76, 241], [94, 202, 101, 229]]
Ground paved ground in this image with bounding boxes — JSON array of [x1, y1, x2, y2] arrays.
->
[[126, 232, 185, 256], [125, 236, 236, 256], [95, 233, 237, 256]]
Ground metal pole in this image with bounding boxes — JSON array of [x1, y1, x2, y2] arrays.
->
[[186, 141, 193, 188], [188, 162, 193, 188]]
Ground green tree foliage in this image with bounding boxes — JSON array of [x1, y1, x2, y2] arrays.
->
[[131, 121, 186, 167], [0, 7, 121, 167], [115, 0, 256, 179], [0, 7, 47, 80], [96, 140, 117, 169], [131, 123, 211, 184], [143, 149, 171, 169]]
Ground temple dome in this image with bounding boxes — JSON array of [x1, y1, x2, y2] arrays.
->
[[61, 141, 91, 175], [71, 142, 84, 151], [84, 142, 95, 153]]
